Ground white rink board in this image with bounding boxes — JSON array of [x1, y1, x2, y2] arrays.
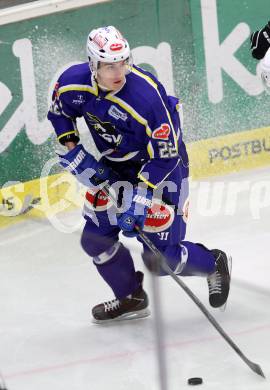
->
[[0, 166, 270, 390], [0, 0, 111, 26]]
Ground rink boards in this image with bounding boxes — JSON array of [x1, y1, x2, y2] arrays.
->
[[1, 125, 269, 229], [190, 125, 270, 179]]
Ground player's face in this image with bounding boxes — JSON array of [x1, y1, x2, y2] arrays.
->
[[96, 60, 127, 91]]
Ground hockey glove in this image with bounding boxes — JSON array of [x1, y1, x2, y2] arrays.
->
[[117, 187, 152, 237], [58, 144, 113, 187], [250, 21, 270, 59]]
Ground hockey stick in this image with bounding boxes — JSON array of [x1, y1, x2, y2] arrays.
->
[[134, 229, 265, 378], [0, 195, 41, 217], [150, 265, 169, 390], [97, 179, 265, 378], [0, 370, 8, 390]]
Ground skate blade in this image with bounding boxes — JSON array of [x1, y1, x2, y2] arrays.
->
[[92, 308, 151, 324], [219, 254, 232, 313]]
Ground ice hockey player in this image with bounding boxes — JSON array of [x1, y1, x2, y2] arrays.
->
[[47, 26, 231, 323], [250, 21, 270, 94], [250, 21, 270, 60]]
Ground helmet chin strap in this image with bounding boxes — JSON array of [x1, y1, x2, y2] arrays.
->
[[94, 68, 127, 92], [95, 71, 110, 91], [96, 81, 111, 91], [96, 77, 127, 93]]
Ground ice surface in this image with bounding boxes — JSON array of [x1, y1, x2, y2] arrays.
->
[[0, 166, 269, 390]]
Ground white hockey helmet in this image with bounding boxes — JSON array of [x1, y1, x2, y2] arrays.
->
[[261, 47, 270, 94], [86, 26, 132, 73]]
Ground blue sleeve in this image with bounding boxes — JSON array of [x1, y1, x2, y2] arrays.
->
[[138, 91, 181, 189], [47, 80, 81, 144]]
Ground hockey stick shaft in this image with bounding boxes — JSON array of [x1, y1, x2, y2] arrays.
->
[[105, 182, 169, 388], [150, 270, 169, 390], [136, 229, 265, 378], [98, 179, 265, 378]]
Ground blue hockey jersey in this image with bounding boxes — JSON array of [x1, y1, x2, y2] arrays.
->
[[48, 63, 186, 189]]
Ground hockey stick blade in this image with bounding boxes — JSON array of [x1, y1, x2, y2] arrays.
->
[[98, 179, 265, 378]]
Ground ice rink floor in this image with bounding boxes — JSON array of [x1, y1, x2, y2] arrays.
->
[[1, 166, 270, 390]]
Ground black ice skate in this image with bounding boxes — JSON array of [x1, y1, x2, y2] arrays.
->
[[92, 272, 150, 323], [207, 249, 232, 309]]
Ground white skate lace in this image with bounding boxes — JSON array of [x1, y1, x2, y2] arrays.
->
[[207, 271, 222, 295], [104, 299, 120, 312]]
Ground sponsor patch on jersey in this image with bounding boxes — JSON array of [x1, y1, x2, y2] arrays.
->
[[152, 124, 171, 140], [108, 105, 128, 121], [143, 199, 174, 233], [110, 43, 123, 51], [85, 189, 112, 211]]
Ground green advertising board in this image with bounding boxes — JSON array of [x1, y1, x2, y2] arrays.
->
[[189, 0, 270, 138], [0, 0, 194, 187], [0, 0, 269, 226]]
